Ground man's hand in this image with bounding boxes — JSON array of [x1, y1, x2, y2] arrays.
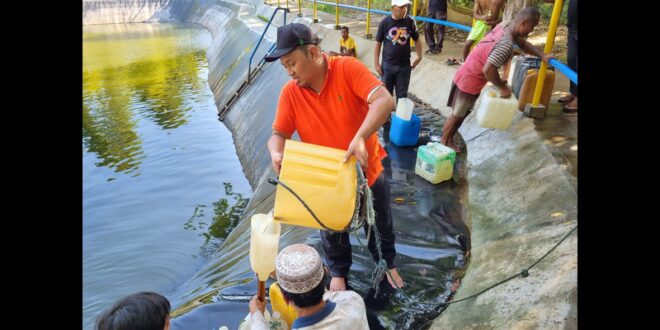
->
[[344, 136, 368, 171], [412, 57, 421, 70], [542, 53, 555, 64], [249, 295, 266, 315], [270, 150, 283, 175], [375, 63, 383, 76], [499, 85, 512, 99], [268, 132, 288, 175]]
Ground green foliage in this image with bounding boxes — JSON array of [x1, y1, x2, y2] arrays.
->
[[451, 0, 474, 9], [311, 0, 400, 15], [537, 2, 568, 25], [316, 3, 337, 15]]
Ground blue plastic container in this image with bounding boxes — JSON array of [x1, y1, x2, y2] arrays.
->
[[389, 113, 421, 147]]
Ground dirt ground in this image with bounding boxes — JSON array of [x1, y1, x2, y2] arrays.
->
[[440, 18, 568, 61]]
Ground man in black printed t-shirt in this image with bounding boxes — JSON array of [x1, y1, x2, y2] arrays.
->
[[373, 0, 423, 102]]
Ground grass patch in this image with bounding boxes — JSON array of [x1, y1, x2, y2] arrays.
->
[[257, 14, 270, 23]]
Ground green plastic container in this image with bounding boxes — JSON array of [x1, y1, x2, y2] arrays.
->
[[415, 142, 456, 184]]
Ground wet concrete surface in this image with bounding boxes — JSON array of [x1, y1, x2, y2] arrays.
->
[[533, 93, 578, 191]]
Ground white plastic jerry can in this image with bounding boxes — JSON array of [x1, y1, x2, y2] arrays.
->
[[395, 97, 414, 121], [474, 85, 518, 130], [249, 213, 281, 281], [415, 142, 456, 184]]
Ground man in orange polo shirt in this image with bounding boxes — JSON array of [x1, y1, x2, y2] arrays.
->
[[265, 23, 404, 292]]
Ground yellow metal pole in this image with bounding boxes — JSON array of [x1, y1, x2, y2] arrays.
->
[[365, 0, 373, 39], [532, 0, 563, 106], [298, 0, 302, 17], [313, 0, 318, 23], [335, 0, 340, 29], [410, 1, 417, 47], [278, 0, 281, 8], [286, 0, 289, 10]]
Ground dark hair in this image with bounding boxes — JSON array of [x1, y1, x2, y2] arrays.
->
[[96, 291, 171, 330], [515, 7, 541, 23], [279, 274, 327, 308], [341, 26, 349, 32]]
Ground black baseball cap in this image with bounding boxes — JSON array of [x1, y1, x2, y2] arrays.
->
[[264, 23, 319, 62]]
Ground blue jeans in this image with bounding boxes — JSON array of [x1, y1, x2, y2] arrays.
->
[[381, 62, 412, 100]]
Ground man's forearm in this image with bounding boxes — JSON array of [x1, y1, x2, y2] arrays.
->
[[519, 40, 545, 59], [374, 42, 382, 66], [268, 132, 287, 155], [355, 88, 394, 139], [484, 63, 507, 89]]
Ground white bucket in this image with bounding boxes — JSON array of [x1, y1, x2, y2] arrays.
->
[[395, 97, 413, 121]]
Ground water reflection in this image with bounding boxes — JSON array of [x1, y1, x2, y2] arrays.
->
[[185, 182, 250, 254], [83, 23, 253, 330], [83, 23, 208, 175]]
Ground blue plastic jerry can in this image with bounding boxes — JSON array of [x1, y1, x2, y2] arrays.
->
[[389, 113, 421, 147]]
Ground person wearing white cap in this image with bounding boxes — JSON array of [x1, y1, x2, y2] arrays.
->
[[373, 0, 422, 102], [249, 244, 369, 330]]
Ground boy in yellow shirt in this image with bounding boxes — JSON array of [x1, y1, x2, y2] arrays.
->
[[330, 26, 357, 57]]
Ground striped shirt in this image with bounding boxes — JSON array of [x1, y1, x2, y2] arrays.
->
[[487, 25, 514, 68], [452, 23, 509, 95]]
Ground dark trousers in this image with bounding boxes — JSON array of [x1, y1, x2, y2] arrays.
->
[[320, 173, 396, 277], [381, 62, 412, 100], [567, 28, 577, 96], [424, 10, 447, 51]]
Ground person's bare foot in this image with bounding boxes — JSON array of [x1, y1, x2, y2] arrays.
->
[[558, 94, 576, 104], [447, 140, 462, 153], [386, 268, 404, 289], [329, 276, 346, 291], [563, 97, 578, 112]]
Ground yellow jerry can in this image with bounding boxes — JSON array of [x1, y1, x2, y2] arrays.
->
[[269, 282, 297, 328], [273, 140, 357, 231]]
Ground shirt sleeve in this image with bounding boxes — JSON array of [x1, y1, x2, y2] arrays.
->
[[249, 311, 271, 330], [487, 35, 513, 68], [409, 17, 419, 41], [272, 83, 296, 135], [375, 19, 386, 42]]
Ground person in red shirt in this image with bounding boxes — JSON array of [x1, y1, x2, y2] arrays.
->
[[265, 23, 404, 292], [442, 7, 552, 152]]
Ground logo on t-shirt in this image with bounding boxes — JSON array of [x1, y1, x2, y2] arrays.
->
[[387, 27, 409, 45]]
